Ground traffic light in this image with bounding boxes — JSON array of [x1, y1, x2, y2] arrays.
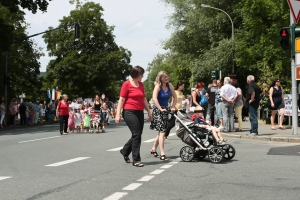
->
[[75, 23, 80, 38], [211, 70, 219, 80], [280, 28, 289, 49]]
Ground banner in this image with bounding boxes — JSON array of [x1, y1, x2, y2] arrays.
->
[[47, 89, 51, 99], [52, 89, 55, 100], [284, 94, 300, 116]]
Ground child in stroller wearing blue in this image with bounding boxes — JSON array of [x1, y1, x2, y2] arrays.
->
[[191, 106, 228, 145]]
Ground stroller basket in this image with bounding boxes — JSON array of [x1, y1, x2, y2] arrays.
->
[[176, 123, 197, 147]]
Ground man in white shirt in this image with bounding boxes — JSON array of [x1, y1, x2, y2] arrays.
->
[[220, 77, 237, 132]]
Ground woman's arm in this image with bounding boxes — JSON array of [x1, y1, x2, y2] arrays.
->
[[269, 87, 274, 104], [56, 102, 60, 116], [115, 97, 125, 123], [192, 90, 200, 107], [152, 85, 163, 111], [169, 83, 177, 110]]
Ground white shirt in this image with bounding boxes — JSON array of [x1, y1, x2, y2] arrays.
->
[[220, 84, 237, 101]]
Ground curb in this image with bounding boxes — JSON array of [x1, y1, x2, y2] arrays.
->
[[222, 133, 300, 144], [0, 122, 58, 133]]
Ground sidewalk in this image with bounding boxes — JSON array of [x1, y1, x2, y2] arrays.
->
[[222, 119, 300, 143]]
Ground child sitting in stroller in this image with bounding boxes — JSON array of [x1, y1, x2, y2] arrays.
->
[[191, 106, 228, 145]]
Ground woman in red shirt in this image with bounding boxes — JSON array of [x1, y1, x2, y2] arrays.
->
[[56, 94, 69, 135], [116, 66, 152, 167]]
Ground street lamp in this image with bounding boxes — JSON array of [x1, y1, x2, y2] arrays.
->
[[201, 4, 235, 73]]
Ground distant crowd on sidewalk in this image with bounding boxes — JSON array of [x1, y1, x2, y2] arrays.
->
[[0, 96, 117, 130]]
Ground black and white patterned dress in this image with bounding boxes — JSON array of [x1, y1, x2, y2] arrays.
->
[[151, 105, 170, 132]]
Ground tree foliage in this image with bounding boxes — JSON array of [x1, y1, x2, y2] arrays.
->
[[0, 4, 44, 100], [43, 2, 132, 98], [146, 0, 290, 93]]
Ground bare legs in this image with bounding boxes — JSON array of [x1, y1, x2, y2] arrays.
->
[[151, 131, 167, 158], [270, 110, 277, 129]]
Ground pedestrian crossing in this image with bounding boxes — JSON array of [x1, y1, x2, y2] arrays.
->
[[0, 176, 11, 181]]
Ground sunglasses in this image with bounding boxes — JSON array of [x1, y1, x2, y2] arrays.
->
[[276, 80, 280, 82]]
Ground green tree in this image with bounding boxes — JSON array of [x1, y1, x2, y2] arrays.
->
[[0, 5, 44, 100], [43, 2, 132, 98]]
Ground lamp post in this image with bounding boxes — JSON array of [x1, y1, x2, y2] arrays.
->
[[201, 4, 235, 73]]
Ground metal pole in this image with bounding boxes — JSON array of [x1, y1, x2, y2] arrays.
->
[[5, 51, 8, 117], [291, 12, 298, 135], [203, 6, 234, 73]]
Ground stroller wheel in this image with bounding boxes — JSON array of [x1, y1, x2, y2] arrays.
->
[[208, 147, 224, 163], [179, 146, 195, 162], [222, 144, 235, 160]]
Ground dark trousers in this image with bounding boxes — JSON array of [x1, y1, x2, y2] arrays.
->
[[20, 113, 26, 125], [249, 106, 258, 134], [8, 115, 14, 126], [59, 115, 69, 132], [206, 104, 215, 125], [122, 110, 144, 163], [165, 110, 179, 137]]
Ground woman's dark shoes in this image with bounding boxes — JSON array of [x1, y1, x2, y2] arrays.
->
[[120, 149, 130, 163], [60, 131, 63, 135], [160, 155, 169, 161], [150, 150, 160, 157], [132, 162, 144, 167]]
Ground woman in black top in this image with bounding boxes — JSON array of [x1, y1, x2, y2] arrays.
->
[[269, 79, 285, 130], [92, 95, 102, 118], [191, 82, 203, 107]]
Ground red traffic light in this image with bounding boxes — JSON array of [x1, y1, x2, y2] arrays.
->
[[280, 28, 289, 49]]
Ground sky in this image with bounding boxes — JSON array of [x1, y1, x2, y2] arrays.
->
[[23, 0, 173, 81]]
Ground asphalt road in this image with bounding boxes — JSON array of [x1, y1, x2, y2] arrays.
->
[[1, 118, 300, 200]]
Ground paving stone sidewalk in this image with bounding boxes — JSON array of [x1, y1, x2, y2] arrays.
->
[[222, 119, 300, 143]]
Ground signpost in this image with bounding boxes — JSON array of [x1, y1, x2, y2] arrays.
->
[[287, 0, 300, 24], [287, 0, 300, 134]]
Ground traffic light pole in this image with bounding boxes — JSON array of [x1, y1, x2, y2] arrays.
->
[[4, 51, 8, 121], [290, 12, 298, 135]]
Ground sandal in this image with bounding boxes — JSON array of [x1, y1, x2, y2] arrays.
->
[[278, 126, 285, 130], [120, 149, 130, 163], [160, 155, 169, 161], [217, 140, 225, 145], [271, 127, 276, 130], [150, 150, 160, 158], [60, 131, 63, 135], [234, 128, 242, 132], [132, 162, 144, 167]]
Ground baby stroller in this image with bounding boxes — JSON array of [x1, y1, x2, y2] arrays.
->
[[174, 111, 235, 163], [90, 110, 104, 133]]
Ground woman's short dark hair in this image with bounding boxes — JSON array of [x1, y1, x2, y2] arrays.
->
[[231, 79, 239, 88], [130, 66, 144, 79], [175, 81, 184, 90]]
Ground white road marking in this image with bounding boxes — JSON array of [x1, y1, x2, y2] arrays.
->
[[169, 133, 176, 136], [143, 138, 155, 143], [122, 183, 142, 191], [19, 136, 61, 143], [137, 175, 155, 182], [0, 176, 11, 181], [150, 169, 165, 175], [107, 147, 123, 151], [103, 192, 128, 200], [45, 157, 90, 167], [160, 165, 173, 169], [170, 161, 179, 164]]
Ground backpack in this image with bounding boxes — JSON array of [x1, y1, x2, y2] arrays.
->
[[199, 90, 208, 107]]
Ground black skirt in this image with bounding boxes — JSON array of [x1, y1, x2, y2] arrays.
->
[[151, 106, 170, 132]]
